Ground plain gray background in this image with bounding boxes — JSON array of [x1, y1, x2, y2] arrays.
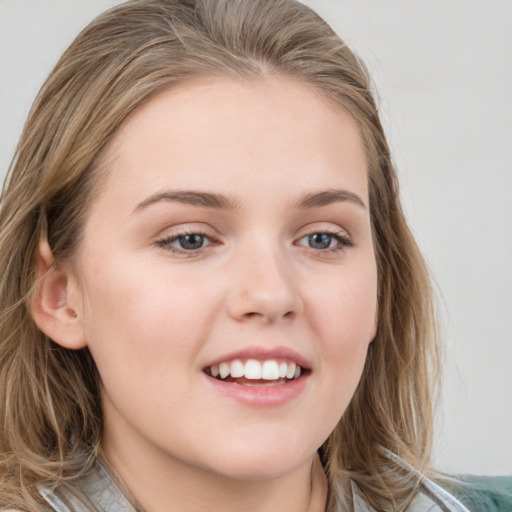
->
[[1, 0, 511, 475]]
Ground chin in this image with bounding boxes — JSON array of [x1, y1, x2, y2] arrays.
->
[[201, 432, 316, 482]]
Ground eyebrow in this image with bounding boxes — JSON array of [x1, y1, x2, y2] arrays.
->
[[295, 189, 367, 210], [134, 187, 366, 213], [134, 190, 241, 212]]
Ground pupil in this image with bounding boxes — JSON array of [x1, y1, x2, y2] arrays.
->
[[179, 234, 204, 250], [309, 233, 331, 249]]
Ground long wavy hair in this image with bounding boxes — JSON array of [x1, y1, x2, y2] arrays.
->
[[0, 0, 439, 510]]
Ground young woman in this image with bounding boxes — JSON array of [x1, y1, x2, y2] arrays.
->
[[0, 0, 499, 510]]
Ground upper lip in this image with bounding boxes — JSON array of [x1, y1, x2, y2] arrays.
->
[[203, 345, 312, 370]]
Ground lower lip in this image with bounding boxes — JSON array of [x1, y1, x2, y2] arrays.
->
[[203, 373, 309, 407]]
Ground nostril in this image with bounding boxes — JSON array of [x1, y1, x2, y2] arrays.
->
[[244, 312, 261, 318], [241, 310, 295, 322]]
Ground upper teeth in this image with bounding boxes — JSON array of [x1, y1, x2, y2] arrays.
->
[[209, 359, 301, 381]]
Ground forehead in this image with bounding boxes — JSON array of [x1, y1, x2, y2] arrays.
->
[[96, 75, 368, 208]]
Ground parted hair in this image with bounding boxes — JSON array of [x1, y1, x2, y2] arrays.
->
[[0, 0, 438, 510]]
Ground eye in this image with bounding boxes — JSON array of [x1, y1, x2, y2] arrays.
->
[[175, 233, 206, 250], [307, 233, 335, 250], [155, 231, 215, 254], [296, 231, 353, 252]]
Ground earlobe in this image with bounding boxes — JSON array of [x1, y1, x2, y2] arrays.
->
[[30, 240, 86, 350]]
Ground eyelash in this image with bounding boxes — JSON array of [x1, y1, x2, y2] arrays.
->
[[155, 229, 353, 256]]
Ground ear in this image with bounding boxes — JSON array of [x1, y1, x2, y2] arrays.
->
[[30, 240, 87, 350]]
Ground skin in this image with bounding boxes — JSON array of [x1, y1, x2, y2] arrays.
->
[[34, 76, 378, 511]]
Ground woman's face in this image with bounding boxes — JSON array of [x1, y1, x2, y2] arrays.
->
[[69, 76, 378, 481]]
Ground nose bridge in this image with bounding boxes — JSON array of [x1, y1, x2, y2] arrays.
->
[[226, 233, 302, 323]]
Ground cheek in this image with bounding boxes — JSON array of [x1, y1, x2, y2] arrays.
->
[[78, 263, 164, 365], [82, 254, 189, 322], [77, 255, 224, 376], [306, 259, 377, 407], [76, 259, 213, 430], [307, 261, 378, 346]]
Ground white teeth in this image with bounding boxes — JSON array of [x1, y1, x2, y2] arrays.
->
[[230, 359, 244, 378], [245, 359, 262, 380], [262, 360, 279, 380], [286, 362, 296, 379], [208, 358, 304, 381], [219, 362, 230, 379]]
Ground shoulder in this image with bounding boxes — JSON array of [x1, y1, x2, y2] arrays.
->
[[406, 477, 472, 511], [38, 460, 136, 512], [378, 450, 512, 512], [407, 474, 512, 512], [350, 477, 471, 512], [436, 474, 512, 512], [351, 474, 504, 512]]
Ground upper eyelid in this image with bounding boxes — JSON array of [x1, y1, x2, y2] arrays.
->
[[154, 222, 351, 239], [156, 227, 349, 238], [295, 224, 351, 240], [155, 224, 216, 239]]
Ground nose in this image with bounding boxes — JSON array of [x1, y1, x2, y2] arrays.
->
[[226, 244, 304, 324]]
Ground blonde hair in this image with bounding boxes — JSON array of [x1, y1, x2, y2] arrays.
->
[[0, 0, 439, 510]]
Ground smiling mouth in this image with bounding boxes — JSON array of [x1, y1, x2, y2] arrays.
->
[[203, 358, 309, 386]]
